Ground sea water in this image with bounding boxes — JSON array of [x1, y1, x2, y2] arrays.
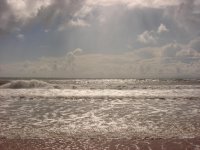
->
[[0, 79, 200, 140]]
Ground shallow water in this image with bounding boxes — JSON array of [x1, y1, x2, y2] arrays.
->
[[0, 79, 200, 149]]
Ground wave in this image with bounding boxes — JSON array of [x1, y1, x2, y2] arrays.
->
[[1, 79, 200, 90], [0, 80, 56, 89], [1, 89, 200, 98]]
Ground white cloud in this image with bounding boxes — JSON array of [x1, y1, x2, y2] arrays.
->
[[16, 34, 25, 40], [137, 31, 157, 44], [68, 19, 90, 27], [86, 0, 180, 8], [58, 19, 90, 31], [72, 48, 83, 55], [138, 24, 169, 45], [157, 24, 169, 34], [74, 5, 93, 18]]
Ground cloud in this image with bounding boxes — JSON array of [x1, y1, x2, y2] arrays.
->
[[0, 0, 51, 33], [137, 23, 169, 45], [0, 0, 86, 33], [16, 34, 25, 40], [0, 0, 184, 34], [137, 31, 157, 44], [176, 48, 200, 57], [189, 37, 200, 52], [72, 48, 83, 55], [1, 45, 200, 78], [175, 0, 200, 32], [44, 29, 49, 33], [66, 48, 83, 69], [68, 19, 90, 27], [161, 43, 183, 57], [157, 24, 169, 34], [86, 0, 179, 8], [134, 47, 160, 59]]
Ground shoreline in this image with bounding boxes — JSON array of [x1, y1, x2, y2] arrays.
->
[[0, 137, 200, 150]]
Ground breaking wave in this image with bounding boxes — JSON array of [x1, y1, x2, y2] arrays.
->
[[0, 80, 55, 89]]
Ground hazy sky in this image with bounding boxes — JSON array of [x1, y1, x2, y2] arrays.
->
[[0, 0, 200, 78]]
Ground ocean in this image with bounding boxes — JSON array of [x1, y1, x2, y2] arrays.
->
[[0, 79, 200, 149]]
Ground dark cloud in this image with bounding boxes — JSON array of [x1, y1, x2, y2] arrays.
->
[[175, 0, 200, 32], [0, 0, 86, 33], [0, 0, 19, 34]]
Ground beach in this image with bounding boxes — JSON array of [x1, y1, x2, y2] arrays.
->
[[1, 137, 200, 150]]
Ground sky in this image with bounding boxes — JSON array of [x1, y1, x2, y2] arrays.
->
[[0, 0, 200, 78]]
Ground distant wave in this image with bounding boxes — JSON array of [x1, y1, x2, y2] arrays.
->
[[1, 79, 200, 90], [0, 80, 56, 89]]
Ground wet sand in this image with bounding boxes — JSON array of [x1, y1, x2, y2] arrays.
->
[[0, 137, 200, 150]]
